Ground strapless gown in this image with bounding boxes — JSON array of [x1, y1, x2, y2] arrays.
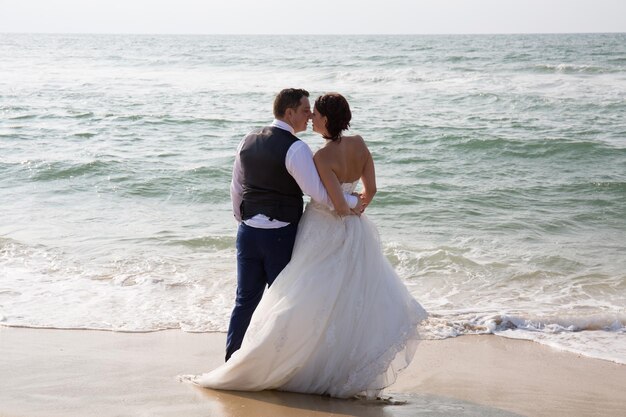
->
[[184, 182, 427, 399]]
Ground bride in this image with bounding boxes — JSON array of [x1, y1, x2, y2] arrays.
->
[[184, 93, 427, 399]]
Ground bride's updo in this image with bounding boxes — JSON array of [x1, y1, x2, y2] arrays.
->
[[314, 93, 351, 141]]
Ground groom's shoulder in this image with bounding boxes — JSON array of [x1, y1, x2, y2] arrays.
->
[[242, 126, 300, 152], [245, 125, 274, 137], [245, 125, 298, 138]]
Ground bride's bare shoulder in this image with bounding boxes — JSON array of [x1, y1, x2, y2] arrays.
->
[[343, 135, 369, 151], [313, 144, 333, 163], [343, 134, 364, 142]]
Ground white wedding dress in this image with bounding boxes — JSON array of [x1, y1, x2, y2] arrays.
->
[[185, 182, 427, 398]]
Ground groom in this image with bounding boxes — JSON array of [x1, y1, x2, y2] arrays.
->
[[226, 88, 361, 361]]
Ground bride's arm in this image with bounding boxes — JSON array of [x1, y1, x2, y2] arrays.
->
[[285, 141, 358, 211], [360, 142, 377, 208], [313, 152, 351, 216]]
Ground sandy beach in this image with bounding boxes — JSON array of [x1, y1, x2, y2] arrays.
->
[[0, 327, 624, 417]]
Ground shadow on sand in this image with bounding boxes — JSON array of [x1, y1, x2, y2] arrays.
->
[[190, 387, 524, 417]]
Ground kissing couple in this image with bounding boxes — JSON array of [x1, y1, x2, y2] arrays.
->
[[183, 88, 427, 399]]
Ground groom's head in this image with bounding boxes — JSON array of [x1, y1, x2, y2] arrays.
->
[[273, 88, 311, 134]]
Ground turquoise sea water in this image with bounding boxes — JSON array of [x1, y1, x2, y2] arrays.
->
[[1, 33, 625, 363]]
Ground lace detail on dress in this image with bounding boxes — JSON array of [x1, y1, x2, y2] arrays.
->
[[340, 180, 359, 194], [309, 180, 359, 213]]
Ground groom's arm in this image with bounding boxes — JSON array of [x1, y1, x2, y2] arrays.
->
[[230, 140, 245, 222], [285, 141, 357, 210]]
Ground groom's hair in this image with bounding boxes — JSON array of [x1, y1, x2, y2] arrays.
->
[[273, 88, 309, 118]]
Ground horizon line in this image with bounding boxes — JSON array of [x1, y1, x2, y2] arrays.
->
[[2, 31, 625, 36]]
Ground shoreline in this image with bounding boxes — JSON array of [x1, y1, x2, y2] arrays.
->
[[0, 327, 624, 417]]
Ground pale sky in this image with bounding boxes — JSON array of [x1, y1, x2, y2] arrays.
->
[[1, 0, 625, 35]]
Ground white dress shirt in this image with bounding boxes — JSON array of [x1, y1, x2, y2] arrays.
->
[[230, 120, 358, 229]]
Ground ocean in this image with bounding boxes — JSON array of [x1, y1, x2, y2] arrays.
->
[[1, 33, 624, 364]]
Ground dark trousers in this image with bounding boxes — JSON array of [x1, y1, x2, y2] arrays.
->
[[225, 222, 298, 361]]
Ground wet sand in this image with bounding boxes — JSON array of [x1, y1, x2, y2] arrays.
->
[[0, 327, 623, 417]]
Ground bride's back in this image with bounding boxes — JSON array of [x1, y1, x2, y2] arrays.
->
[[317, 135, 370, 184]]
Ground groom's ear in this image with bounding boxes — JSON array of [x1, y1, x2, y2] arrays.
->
[[283, 107, 295, 123]]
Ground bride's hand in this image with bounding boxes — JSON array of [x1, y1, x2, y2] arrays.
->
[[360, 192, 374, 210], [350, 194, 365, 216], [335, 206, 352, 216]]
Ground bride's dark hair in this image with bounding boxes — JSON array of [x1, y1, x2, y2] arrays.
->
[[314, 93, 351, 141]]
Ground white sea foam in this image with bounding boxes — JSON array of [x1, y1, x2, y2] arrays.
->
[[2, 235, 625, 364], [0, 238, 236, 332], [418, 311, 626, 364]]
